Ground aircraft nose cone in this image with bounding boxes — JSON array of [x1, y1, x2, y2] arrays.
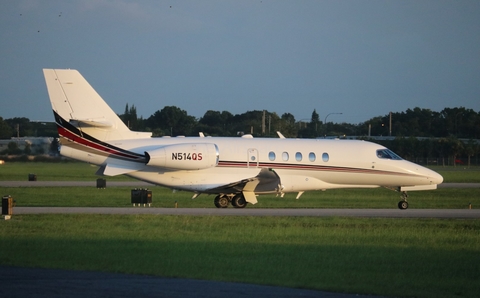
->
[[430, 171, 444, 185]]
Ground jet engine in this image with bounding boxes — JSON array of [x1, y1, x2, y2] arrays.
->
[[145, 143, 219, 170]]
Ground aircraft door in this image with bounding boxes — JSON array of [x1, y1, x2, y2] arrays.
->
[[247, 148, 259, 168]]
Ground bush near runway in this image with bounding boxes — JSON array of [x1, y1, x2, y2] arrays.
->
[[1, 215, 479, 298]]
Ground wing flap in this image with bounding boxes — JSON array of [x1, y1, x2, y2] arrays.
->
[[205, 168, 282, 198], [243, 191, 258, 204]]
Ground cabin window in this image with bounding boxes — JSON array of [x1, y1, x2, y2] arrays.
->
[[376, 149, 402, 160], [309, 152, 316, 162], [295, 152, 302, 161], [322, 152, 329, 162], [282, 152, 289, 161], [268, 151, 276, 161]]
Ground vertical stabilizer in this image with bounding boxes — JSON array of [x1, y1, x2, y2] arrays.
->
[[43, 69, 151, 141]]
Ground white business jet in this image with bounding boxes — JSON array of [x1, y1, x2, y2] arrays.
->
[[43, 69, 443, 209]]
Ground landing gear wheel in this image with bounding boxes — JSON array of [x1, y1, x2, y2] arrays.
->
[[214, 195, 229, 208], [231, 194, 247, 208], [398, 191, 409, 210], [398, 201, 409, 210]]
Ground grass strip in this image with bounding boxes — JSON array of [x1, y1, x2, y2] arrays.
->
[[1, 215, 479, 298], [0, 162, 135, 181], [2, 186, 479, 209]]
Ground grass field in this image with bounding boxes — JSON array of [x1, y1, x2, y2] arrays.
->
[[1, 215, 479, 298], [0, 161, 135, 181], [1, 161, 480, 297], [2, 187, 480, 209]]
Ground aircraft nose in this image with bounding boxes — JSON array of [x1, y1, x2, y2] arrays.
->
[[429, 170, 444, 185]]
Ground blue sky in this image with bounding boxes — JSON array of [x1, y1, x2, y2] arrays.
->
[[1, 0, 479, 124]]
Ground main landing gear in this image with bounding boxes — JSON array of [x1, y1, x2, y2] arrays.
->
[[398, 191, 409, 210], [214, 194, 248, 209]]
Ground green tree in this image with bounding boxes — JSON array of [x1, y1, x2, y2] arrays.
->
[[0, 117, 12, 139], [4, 142, 22, 155], [147, 106, 197, 136], [24, 142, 32, 155], [278, 113, 297, 137], [5, 117, 33, 137], [446, 137, 464, 167], [464, 139, 478, 167], [120, 103, 144, 130], [198, 110, 233, 136]]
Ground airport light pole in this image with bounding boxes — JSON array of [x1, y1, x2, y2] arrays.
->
[[324, 112, 343, 138]]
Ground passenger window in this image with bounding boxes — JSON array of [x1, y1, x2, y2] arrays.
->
[[295, 152, 302, 161], [322, 153, 329, 162], [309, 152, 316, 162], [268, 151, 276, 161], [282, 152, 289, 161]]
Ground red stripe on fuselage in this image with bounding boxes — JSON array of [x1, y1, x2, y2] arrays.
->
[[217, 160, 413, 177], [57, 126, 143, 161]]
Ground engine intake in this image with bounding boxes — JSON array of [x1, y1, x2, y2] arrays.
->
[[145, 143, 219, 170]]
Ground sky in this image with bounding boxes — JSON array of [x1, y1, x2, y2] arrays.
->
[[1, 0, 479, 125]]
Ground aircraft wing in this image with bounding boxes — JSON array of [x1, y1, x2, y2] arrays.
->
[[205, 168, 282, 204]]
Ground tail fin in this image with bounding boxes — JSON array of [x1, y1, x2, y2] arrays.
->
[[43, 69, 151, 141]]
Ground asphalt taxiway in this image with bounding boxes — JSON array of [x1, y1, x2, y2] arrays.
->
[[0, 266, 378, 298], [11, 206, 480, 218]]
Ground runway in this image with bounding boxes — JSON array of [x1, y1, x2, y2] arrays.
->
[[3, 181, 479, 219], [11, 207, 480, 218]]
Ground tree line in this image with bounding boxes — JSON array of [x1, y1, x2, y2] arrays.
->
[[119, 105, 480, 139], [1, 106, 479, 165]]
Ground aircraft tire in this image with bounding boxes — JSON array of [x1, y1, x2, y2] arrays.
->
[[231, 194, 247, 209], [398, 201, 409, 210], [214, 195, 229, 208]]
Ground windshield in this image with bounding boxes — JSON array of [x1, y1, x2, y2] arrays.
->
[[376, 149, 402, 160]]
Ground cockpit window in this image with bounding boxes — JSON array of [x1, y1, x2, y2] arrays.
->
[[376, 149, 402, 160]]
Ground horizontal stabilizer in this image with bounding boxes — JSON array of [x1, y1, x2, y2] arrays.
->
[[70, 119, 113, 128]]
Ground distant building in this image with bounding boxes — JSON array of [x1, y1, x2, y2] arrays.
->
[[0, 137, 54, 154]]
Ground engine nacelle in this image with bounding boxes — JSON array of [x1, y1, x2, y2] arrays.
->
[[145, 143, 219, 170]]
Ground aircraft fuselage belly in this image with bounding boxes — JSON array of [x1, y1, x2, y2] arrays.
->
[[59, 136, 442, 194]]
